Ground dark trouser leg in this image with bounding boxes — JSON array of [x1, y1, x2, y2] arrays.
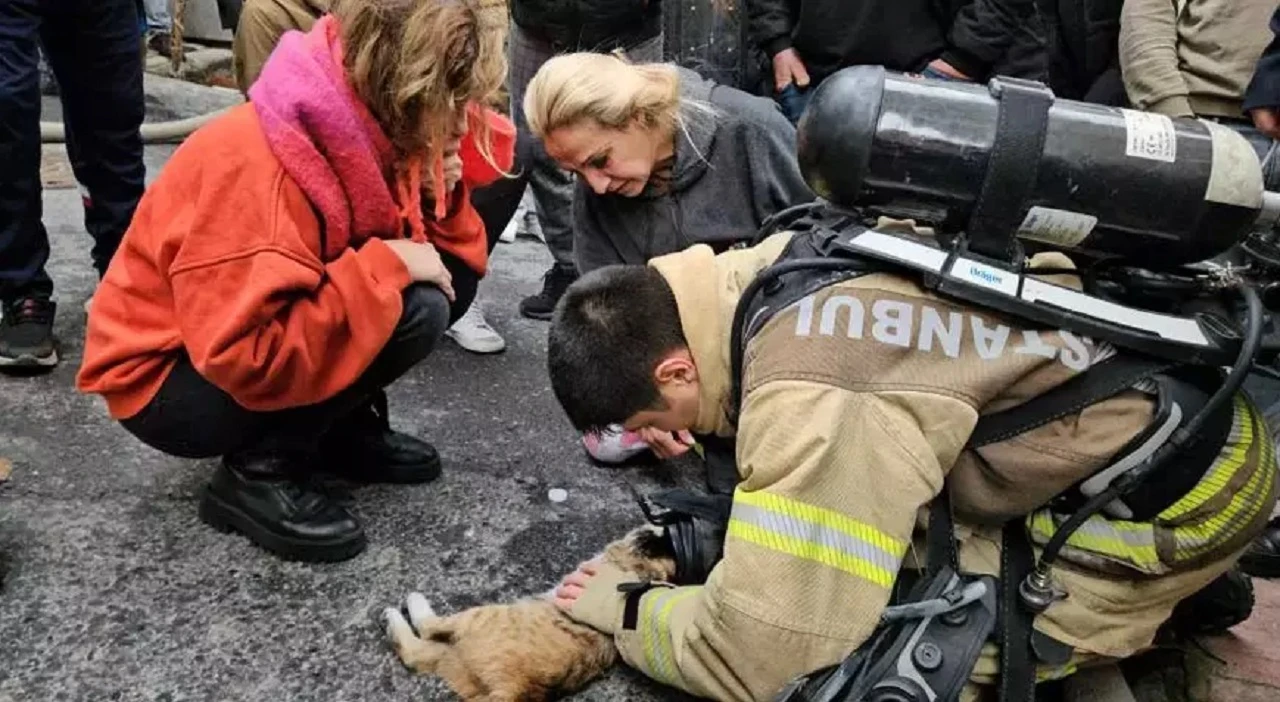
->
[[445, 174, 525, 324], [120, 285, 452, 562], [41, 0, 145, 280], [507, 26, 664, 319], [122, 284, 452, 459], [0, 0, 51, 301], [506, 23, 575, 272], [442, 175, 524, 353]]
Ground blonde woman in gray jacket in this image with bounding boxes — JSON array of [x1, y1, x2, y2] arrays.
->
[[523, 52, 815, 463]]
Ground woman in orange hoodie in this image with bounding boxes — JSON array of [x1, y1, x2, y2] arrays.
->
[[75, 0, 515, 563]]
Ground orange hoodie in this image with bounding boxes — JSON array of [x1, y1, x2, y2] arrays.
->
[[76, 103, 499, 420]]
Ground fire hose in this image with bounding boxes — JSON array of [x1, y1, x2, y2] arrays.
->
[[38, 108, 235, 144]]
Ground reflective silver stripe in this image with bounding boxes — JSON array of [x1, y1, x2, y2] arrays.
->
[[731, 501, 901, 582]]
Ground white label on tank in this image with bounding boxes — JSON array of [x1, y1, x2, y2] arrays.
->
[[1017, 206, 1098, 247], [1121, 109, 1178, 163]]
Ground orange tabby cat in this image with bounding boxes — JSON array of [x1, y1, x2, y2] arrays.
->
[[382, 525, 677, 701]]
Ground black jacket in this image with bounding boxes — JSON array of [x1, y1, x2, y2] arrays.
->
[[1245, 5, 1280, 112], [509, 0, 662, 51], [744, 0, 1046, 85], [1037, 0, 1123, 102]]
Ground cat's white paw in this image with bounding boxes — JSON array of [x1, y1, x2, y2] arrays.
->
[[405, 592, 436, 631], [382, 607, 412, 643]]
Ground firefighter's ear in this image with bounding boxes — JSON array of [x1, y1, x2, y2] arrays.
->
[[653, 348, 698, 387]]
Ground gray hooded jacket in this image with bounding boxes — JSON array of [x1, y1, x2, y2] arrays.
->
[[572, 67, 815, 274]]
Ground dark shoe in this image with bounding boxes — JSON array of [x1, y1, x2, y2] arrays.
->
[[1164, 565, 1255, 638], [1241, 517, 1280, 578], [0, 296, 58, 372], [519, 264, 577, 321], [321, 391, 442, 484], [198, 452, 367, 562], [147, 31, 173, 58]]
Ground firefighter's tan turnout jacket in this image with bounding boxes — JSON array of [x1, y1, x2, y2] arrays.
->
[[565, 231, 1278, 701]]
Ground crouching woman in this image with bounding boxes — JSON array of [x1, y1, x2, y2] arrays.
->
[[76, 0, 514, 563]]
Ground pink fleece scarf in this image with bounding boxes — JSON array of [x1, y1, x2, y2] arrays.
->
[[247, 15, 428, 260]]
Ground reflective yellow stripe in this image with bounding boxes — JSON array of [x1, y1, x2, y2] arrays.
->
[[639, 587, 699, 686], [1160, 395, 1253, 522], [1029, 393, 1276, 576], [1028, 511, 1160, 572], [729, 489, 907, 589], [1036, 661, 1079, 683], [1170, 404, 1275, 560]]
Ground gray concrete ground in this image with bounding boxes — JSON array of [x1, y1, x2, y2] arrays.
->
[[0, 133, 692, 700]]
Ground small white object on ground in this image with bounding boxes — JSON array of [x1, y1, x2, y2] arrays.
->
[[548, 488, 568, 502]]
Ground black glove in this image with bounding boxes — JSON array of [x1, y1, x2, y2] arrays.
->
[[635, 488, 733, 586]]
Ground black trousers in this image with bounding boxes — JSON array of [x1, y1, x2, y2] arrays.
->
[[440, 173, 524, 323], [0, 0, 146, 302], [122, 284, 453, 460]]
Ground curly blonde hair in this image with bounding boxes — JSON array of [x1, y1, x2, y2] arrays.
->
[[332, 0, 508, 170]]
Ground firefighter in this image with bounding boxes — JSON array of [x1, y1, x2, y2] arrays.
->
[[543, 228, 1278, 701]]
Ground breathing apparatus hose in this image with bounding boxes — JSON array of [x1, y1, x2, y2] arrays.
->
[[1027, 282, 1265, 592]]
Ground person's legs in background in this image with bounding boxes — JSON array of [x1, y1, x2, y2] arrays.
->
[[0, 0, 56, 370], [506, 22, 577, 320], [141, 0, 173, 57], [121, 284, 454, 562], [774, 82, 813, 125], [43, 0, 145, 310], [507, 25, 664, 320], [444, 173, 525, 354]]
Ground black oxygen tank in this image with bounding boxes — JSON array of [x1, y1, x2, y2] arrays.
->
[[796, 65, 1267, 266]]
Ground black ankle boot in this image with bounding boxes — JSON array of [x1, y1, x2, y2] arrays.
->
[[1163, 565, 1255, 637], [518, 264, 577, 320], [199, 452, 367, 562], [1241, 517, 1280, 578], [320, 390, 442, 484]]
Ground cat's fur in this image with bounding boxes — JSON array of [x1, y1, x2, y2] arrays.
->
[[382, 525, 678, 701]]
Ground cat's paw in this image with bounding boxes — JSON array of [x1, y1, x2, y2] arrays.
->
[[405, 592, 436, 631], [382, 606, 413, 644]]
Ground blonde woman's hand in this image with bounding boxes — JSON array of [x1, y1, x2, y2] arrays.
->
[[382, 239, 455, 301]]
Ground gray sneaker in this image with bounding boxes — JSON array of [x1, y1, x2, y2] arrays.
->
[[0, 296, 58, 372]]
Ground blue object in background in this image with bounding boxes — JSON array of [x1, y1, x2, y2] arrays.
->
[[775, 82, 813, 125]]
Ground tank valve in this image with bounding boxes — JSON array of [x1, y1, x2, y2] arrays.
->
[[1018, 566, 1067, 614]]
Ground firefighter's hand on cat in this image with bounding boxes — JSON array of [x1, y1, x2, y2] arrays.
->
[[554, 560, 598, 610]]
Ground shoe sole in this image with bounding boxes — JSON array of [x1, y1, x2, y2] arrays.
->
[[519, 308, 554, 321], [444, 330, 506, 354], [583, 447, 658, 469], [198, 488, 368, 563], [0, 349, 59, 372]]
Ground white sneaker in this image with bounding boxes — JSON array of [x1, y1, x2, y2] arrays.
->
[[582, 425, 651, 465], [445, 304, 506, 354], [498, 214, 518, 243]]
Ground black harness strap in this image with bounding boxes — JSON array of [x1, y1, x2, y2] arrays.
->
[[927, 484, 959, 577], [998, 522, 1038, 702], [968, 355, 1174, 449], [965, 77, 1055, 263]]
